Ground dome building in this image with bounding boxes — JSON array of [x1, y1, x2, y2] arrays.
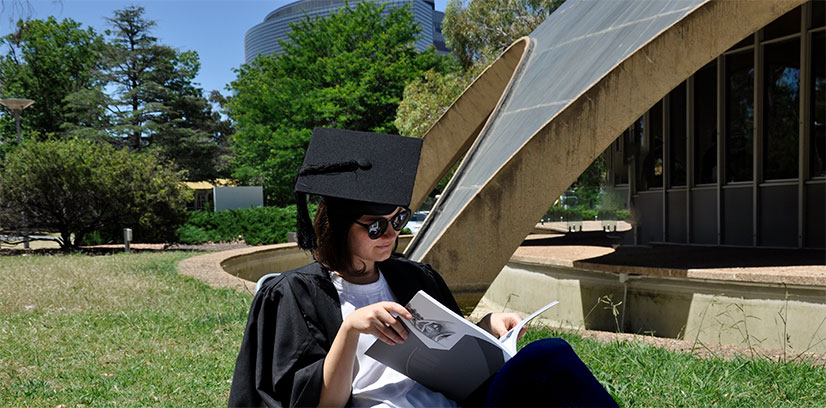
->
[[244, 0, 448, 64]]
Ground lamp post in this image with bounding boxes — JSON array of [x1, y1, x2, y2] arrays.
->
[[0, 98, 35, 248], [0, 98, 34, 145]]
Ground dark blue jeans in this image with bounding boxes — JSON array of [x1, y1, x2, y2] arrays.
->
[[463, 338, 617, 407]]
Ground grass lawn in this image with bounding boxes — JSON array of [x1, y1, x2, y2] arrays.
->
[[1, 252, 825, 407], [520, 329, 826, 407], [0, 252, 251, 407]]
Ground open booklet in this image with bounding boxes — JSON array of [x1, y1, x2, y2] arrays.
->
[[365, 290, 558, 401]]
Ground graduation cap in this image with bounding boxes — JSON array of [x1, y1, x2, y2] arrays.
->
[[294, 127, 422, 250]]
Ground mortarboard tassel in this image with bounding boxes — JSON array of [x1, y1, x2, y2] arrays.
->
[[295, 192, 317, 250]]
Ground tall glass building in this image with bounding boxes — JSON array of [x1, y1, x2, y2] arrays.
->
[[244, 0, 448, 64]]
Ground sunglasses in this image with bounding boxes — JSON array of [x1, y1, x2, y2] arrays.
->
[[353, 208, 412, 239]]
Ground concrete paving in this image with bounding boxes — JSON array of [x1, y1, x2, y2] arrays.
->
[[176, 230, 825, 298], [515, 232, 826, 287]]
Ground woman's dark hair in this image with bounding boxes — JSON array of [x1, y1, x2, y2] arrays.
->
[[313, 201, 367, 275]]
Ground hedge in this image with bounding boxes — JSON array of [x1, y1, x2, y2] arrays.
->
[[176, 204, 316, 245], [543, 207, 631, 222]]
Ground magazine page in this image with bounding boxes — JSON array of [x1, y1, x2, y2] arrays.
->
[[403, 291, 501, 351], [497, 300, 559, 356], [365, 291, 559, 401], [365, 291, 506, 401], [365, 318, 505, 401]]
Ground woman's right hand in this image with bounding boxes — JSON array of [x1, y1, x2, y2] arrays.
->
[[322, 302, 413, 406], [342, 302, 413, 345]]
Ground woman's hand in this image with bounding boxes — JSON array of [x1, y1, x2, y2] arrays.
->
[[342, 301, 413, 345], [477, 312, 524, 339], [321, 302, 414, 407]]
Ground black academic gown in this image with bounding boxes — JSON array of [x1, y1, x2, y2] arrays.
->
[[227, 257, 461, 408]]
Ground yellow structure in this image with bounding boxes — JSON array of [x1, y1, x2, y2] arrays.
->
[[405, 0, 812, 292], [183, 179, 235, 211]]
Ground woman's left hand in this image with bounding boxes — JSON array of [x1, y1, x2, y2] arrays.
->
[[477, 312, 524, 339]]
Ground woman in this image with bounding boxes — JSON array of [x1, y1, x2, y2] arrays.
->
[[228, 128, 616, 407]]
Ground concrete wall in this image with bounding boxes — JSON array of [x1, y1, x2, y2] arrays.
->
[[470, 263, 624, 333], [221, 235, 414, 282], [806, 181, 826, 248], [221, 244, 314, 282], [685, 293, 826, 354], [474, 260, 826, 353], [213, 186, 264, 212]]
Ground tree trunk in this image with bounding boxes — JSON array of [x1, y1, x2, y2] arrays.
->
[[60, 230, 73, 251]]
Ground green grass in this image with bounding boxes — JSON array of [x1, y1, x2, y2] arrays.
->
[[519, 329, 826, 407], [0, 253, 251, 407], [2, 253, 826, 407]]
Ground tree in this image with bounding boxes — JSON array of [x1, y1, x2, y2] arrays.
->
[[0, 138, 191, 249], [0, 17, 103, 141], [395, 68, 469, 139], [148, 51, 232, 181], [62, 6, 231, 180], [394, 67, 472, 194], [228, 2, 454, 205], [396, 0, 604, 199], [99, 5, 174, 150], [443, 0, 565, 70], [0, 0, 35, 23], [397, 0, 565, 143]]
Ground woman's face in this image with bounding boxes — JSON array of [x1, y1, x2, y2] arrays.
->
[[347, 207, 402, 270]]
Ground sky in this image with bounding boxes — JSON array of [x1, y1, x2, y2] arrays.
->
[[0, 0, 448, 96]]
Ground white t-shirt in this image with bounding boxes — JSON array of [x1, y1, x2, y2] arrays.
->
[[330, 270, 457, 408]]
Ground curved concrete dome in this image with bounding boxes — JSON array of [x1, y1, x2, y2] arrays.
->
[[405, 0, 806, 292]]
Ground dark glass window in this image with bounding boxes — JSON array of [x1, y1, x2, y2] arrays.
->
[[669, 83, 687, 187], [813, 0, 824, 29], [639, 102, 664, 190], [694, 61, 718, 184], [763, 6, 801, 40], [620, 129, 632, 185], [613, 132, 629, 185], [631, 116, 644, 189], [812, 31, 825, 177], [725, 50, 754, 182], [763, 38, 800, 180]]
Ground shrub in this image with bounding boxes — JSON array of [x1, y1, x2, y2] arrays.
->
[[77, 230, 106, 246], [177, 204, 316, 245], [598, 209, 617, 220], [582, 209, 598, 220], [0, 139, 191, 249], [175, 224, 213, 245], [543, 207, 584, 222], [544, 208, 628, 222]]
